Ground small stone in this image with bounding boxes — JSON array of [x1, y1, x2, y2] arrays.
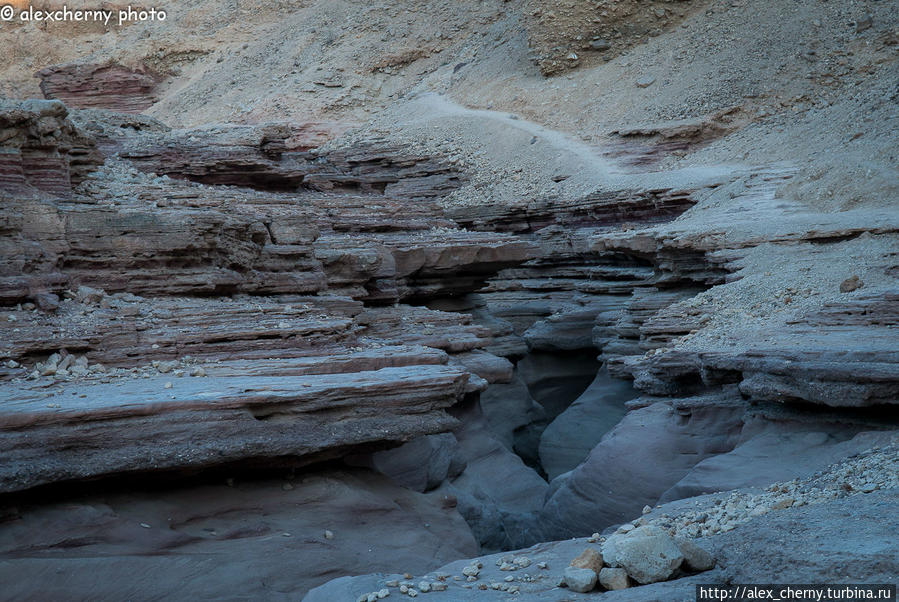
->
[[562, 567, 597, 593], [90, 363, 107, 373], [642, 505, 652, 515], [190, 367, 207, 377], [34, 292, 60, 312], [636, 76, 656, 88], [855, 14, 872, 33], [377, 589, 390, 599], [430, 582, 446, 592], [385, 580, 399, 587], [157, 360, 177, 374], [399, 585, 408, 594], [773, 497, 794, 510], [590, 39, 611, 51], [860, 483, 877, 493], [404, 573, 413, 580], [508, 586, 519, 594], [406, 589, 417, 598], [840, 275, 862, 292], [282, 482, 293, 491], [140, 523, 151, 529], [6, 360, 19, 369], [164, 381, 173, 389], [58, 354, 75, 372], [76, 286, 104, 304], [617, 523, 635, 534], [462, 564, 480, 577], [514, 556, 530, 568], [599, 567, 629, 590], [41, 363, 58, 376], [536, 562, 547, 569], [570, 548, 603, 573], [418, 582, 430, 593]]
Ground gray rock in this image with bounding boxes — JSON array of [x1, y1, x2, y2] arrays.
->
[[599, 567, 629, 590], [76, 285, 105, 304], [590, 39, 611, 51], [675, 537, 715, 572], [636, 76, 656, 88], [603, 525, 684, 584], [34, 292, 60, 312], [563, 566, 597, 593]]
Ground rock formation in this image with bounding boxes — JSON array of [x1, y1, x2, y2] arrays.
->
[[1, 0, 896, 598]]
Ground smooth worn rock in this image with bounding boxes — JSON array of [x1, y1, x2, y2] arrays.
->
[[562, 566, 597, 593], [599, 567, 630, 590], [602, 525, 684, 584]]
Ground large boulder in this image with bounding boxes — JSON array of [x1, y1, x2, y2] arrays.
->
[[602, 525, 684, 584]]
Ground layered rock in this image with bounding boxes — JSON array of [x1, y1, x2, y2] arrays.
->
[[0, 364, 470, 493], [0, 99, 102, 198], [37, 63, 160, 113]]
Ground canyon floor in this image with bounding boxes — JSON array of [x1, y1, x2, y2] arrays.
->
[[0, 1, 897, 600]]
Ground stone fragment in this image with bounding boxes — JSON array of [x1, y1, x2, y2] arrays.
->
[[590, 39, 611, 51], [569, 548, 603, 573], [636, 76, 656, 88], [76, 285, 105, 304], [840, 275, 862, 292], [599, 567, 629, 590], [34, 293, 60, 311], [562, 566, 597, 593]]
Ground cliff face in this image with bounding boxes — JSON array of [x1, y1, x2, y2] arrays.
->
[[0, 0, 897, 598]]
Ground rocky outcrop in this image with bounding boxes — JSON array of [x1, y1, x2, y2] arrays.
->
[[0, 364, 470, 493], [0, 99, 102, 198], [37, 63, 161, 113], [0, 101, 535, 500]]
